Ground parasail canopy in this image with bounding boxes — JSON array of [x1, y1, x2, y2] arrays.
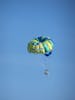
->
[[27, 36, 54, 56]]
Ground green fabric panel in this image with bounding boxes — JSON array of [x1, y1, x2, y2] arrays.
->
[[43, 43, 50, 53]]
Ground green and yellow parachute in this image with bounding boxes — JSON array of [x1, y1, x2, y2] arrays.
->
[[27, 36, 54, 56]]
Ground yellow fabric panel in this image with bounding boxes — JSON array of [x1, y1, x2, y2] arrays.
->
[[39, 43, 45, 54], [35, 45, 39, 53], [32, 39, 38, 43], [39, 43, 43, 48], [50, 40, 54, 47]]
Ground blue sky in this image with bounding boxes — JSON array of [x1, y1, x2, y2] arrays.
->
[[0, 0, 75, 100]]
